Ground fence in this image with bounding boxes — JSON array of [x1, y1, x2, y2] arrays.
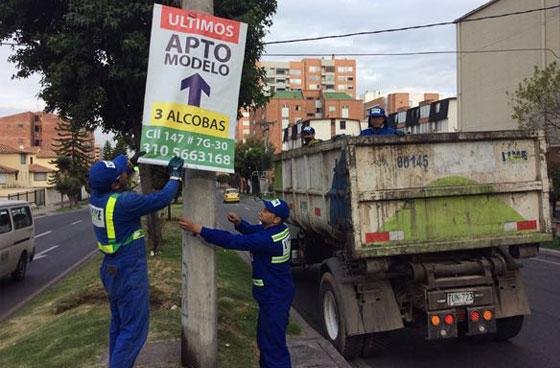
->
[[0, 189, 46, 207]]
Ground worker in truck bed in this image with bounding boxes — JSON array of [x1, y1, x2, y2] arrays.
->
[[360, 105, 405, 136], [178, 199, 294, 368]]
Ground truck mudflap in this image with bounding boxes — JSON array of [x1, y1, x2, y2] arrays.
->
[[322, 258, 404, 336]]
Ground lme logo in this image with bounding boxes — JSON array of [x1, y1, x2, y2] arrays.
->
[[501, 150, 528, 162]]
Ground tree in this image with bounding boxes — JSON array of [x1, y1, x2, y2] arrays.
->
[[235, 137, 273, 193], [510, 61, 560, 142], [0, 0, 277, 249], [102, 141, 113, 160], [113, 136, 129, 157]]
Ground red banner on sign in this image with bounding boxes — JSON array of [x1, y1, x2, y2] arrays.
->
[[160, 5, 240, 44]]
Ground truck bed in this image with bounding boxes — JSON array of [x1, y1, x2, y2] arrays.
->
[[274, 130, 552, 258]]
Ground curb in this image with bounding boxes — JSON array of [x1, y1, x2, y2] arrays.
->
[[540, 247, 560, 257]]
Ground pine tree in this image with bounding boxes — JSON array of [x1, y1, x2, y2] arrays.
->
[[113, 137, 129, 157], [102, 141, 113, 160], [49, 119, 94, 206]]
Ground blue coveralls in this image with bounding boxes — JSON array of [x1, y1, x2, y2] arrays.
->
[[200, 220, 295, 368], [360, 126, 399, 136], [89, 180, 179, 368]]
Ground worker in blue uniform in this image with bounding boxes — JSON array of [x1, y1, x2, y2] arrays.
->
[[88, 153, 185, 368], [178, 198, 294, 368], [360, 105, 405, 136]]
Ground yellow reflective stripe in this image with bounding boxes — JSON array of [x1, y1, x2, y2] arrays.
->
[[105, 194, 119, 241], [271, 228, 289, 242], [252, 278, 264, 287], [132, 229, 144, 240], [97, 242, 115, 254], [271, 254, 290, 264]]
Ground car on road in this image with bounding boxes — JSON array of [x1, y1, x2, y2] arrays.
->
[[0, 200, 35, 281], [223, 188, 240, 203]]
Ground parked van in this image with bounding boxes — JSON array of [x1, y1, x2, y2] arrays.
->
[[0, 200, 35, 281]]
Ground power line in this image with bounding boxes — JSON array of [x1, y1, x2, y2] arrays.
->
[[264, 4, 560, 45], [0, 42, 21, 46], [263, 48, 560, 59]]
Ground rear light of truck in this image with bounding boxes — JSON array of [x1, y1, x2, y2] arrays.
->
[[483, 310, 493, 321], [431, 315, 441, 326], [444, 314, 454, 325], [470, 310, 481, 322]]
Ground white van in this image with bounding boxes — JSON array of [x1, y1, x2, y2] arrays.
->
[[0, 200, 35, 281]]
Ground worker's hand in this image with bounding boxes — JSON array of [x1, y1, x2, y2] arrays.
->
[[227, 212, 241, 225], [168, 156, 185, 181], [178, 217, 202, 235], [130, 150, 146, 166]]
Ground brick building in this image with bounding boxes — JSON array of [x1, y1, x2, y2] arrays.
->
[[251, 91, 363, 153]]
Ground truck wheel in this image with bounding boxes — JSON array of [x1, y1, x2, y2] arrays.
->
[[11, 252, 28, 282], [495, 315, 524, 341], [362, 332, 388, 357], [320, 272, 363, 359]]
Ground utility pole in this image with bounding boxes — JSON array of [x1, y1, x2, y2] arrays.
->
[[180, 2, 217, 368]]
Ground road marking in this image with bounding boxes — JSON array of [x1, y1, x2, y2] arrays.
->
[[71, 220, 83, 225], [34, 230, 52, 239], [34, 245, 60, 260], [530, 257, 560, 267], [0, 248, 99, 322]]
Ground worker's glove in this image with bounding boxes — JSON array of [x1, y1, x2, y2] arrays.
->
[[168, 156, 185, 181], [395, 130, 406, 137], [130, 151, 146, 166]]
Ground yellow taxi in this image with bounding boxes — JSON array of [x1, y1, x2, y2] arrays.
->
[[223, 188, 240, 203]]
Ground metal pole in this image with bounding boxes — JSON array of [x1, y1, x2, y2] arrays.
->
[[180, 1, 217, 368]]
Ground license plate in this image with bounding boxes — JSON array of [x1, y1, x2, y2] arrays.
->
[[447, 291, 474, 306]]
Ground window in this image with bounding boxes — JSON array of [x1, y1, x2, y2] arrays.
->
[[337, 76, 346, 82], [342, 106, 349, 118], [242, 111, 250, 118], [340, 120, 346, 130], [243, 129, 250, 135], [17, 123, 24, 128], [282, 118, 289, 129], [281, 107, 289, 118], [329, 105, 336, 112], [316, 107, 322, 113], [291, 78, 301, 85], [34, 125, 40, 132], [309, 66, 320, 72], [243, 120, 250, 127], [34, 172, 47, 181], [276, 68, 287, 75], [295, 105, 302, 111], [11, 207, 32, 229], [309, 75, 320, 81], [30, 157, 33, 165], [20, 153, 26, 164], [34, 140, 40, 146], [0, 209, 11, 234], [307, 113, 314, 117], [309, 84, 318, 90], [290, 69, 301, 76], [337, 85, 346, 90], [435, 102, 441, 113], [0, 173, 6, 184]]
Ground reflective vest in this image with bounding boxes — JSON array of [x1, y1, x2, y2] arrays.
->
[[95, 193, 144, 254]]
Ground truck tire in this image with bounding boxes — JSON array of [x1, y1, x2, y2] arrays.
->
[[320, 272, 364, 359], [362, 332, 388, 357], [495, 315, 524, 341], [11, 252, 28, 282]]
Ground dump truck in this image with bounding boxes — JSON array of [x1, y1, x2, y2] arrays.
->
[[273, 130, 552, 359]]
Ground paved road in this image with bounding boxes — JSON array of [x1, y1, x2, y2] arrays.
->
[[0, 208, 96, 321], [224, 195, 560, 368]]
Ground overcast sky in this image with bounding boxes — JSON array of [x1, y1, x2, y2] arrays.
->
[[0, 0, 489, 144]]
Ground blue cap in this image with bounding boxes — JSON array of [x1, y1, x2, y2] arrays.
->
[[369, 106, 386, 118], [263, 198, 290, 220], [88, 154, 129, 192], [302, 126, 315, 135]]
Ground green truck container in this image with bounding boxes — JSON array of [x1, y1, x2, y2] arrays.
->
[[274, 130, 552, 359]]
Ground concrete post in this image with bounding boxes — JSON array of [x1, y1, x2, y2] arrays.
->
[[180, 2, 217, 368]]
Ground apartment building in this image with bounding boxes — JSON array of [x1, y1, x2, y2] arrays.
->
[[252, 91, 363, 153], [258, 57, 357, 98], [363, 92, 440, 118], [456, 0, 560, 131], [388, 97, 458, 134]]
